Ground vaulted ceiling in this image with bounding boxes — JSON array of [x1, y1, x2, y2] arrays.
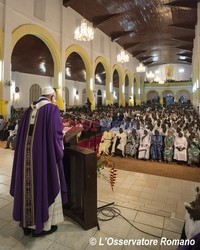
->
[[12, 35, 54, 77], [64, 0, 198, 66], [11, 0, 198, 82]]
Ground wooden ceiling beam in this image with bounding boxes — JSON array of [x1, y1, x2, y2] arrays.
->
[[177, 52, 192, 58], [132, 50, 147, 57], [63, 0, 71, 7], [163, 1, 197, 9], [172, 36, 194, 43], [138, 56, 152, 62], [93, 13, 121, 28], [111, 31, 134, 42], [178, 59, 192, 63], [170, 23, 195, 31], [176, 46, 193, 51], [143, 60, 154, 66], [124, 42, 140, 50]]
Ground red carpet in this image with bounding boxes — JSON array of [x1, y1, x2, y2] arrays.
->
[[77, 134, 102, 151]]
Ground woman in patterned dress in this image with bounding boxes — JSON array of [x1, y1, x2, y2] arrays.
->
[[163, 130, 174, 162], [125, 130, 139, 157]]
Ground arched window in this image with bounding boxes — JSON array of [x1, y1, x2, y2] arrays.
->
[[82, 89, 87, 105], [29, 84, 42, 105], [97, 89, 102, 96]]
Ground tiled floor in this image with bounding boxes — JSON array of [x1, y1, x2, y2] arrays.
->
[[0, 147, 198, 250]]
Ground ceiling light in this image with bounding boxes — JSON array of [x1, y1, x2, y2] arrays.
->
[[154, 76, 160, 82], [136, 63, 146, 73], [39, 62, 46, 73], [117, 49, 129, 63], [179, 56, 186, 60], [179, 68, 185, 73], [74, 19, 94, 42], [146, 71, 155, 82], [152, 56, 158, 62], [95, 74, 102, 83], [65, 67, 71, 77], [159, 80, 165, 85], [83, 70, 86, 79]]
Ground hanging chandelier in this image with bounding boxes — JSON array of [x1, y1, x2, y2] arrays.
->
[[117, 49, 129, 63], [74, 19, 94, 41], [136, 63, 146, 73], [146, 71, 155, 83]]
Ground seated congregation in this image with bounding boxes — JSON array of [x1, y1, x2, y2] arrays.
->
[[64, 103, 200, 167], [1, 103, 200, 167]]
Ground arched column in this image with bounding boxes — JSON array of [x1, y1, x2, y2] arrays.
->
[[112, 64, 125, 107], [0, 28, 6, 118], [94, 56, 112, 105], [125, 69, 134, 106], [11, 24, 63, 109], [65, 44, 94, 110], [135, 73, 141, 105]]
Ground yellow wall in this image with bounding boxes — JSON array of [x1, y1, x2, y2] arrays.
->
[[0, 28, 7, 119]]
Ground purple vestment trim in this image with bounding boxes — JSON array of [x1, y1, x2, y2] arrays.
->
[[10, 99, 68, 234]]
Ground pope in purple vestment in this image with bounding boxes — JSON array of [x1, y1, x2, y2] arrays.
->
[[10, 87, 67, 235]]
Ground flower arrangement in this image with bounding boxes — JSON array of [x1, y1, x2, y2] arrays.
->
[[97, 154, 117, 191]]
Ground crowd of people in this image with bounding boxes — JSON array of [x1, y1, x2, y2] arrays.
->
[[0, 107, 23, 149], [64, 103, 200, 167], [1, 102, 200, 166]]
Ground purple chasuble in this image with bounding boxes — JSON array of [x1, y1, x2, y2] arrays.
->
[[10, 98, 68, 234], [178, 233, 200, 250]]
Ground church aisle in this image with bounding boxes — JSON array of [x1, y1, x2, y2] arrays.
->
[[0, 147, 197, 250]]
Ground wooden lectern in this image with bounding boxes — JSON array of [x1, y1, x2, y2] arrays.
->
[[63, 130, 99, 230]]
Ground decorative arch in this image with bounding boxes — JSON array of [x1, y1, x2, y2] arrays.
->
[[11, 24, 63, 109], [147, 90, 159, 99], [176, 90, 191, 100], [94, 56, 111, 105], [112, 64, 124, 106], [146, 90, 160, 102], [97, 89, 102, 95], [162, 90, 174, 97], [65, 44, 94, 110], [125, 69, 134, 106]]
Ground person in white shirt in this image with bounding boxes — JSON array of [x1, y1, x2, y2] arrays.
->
[[98, 128, 113, 155], [138, 130, 151, 160], [174, 132, 188, 163], [5, 121, 18, 150]]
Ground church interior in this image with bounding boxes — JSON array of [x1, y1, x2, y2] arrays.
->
[[0, 0, 200, 249]]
